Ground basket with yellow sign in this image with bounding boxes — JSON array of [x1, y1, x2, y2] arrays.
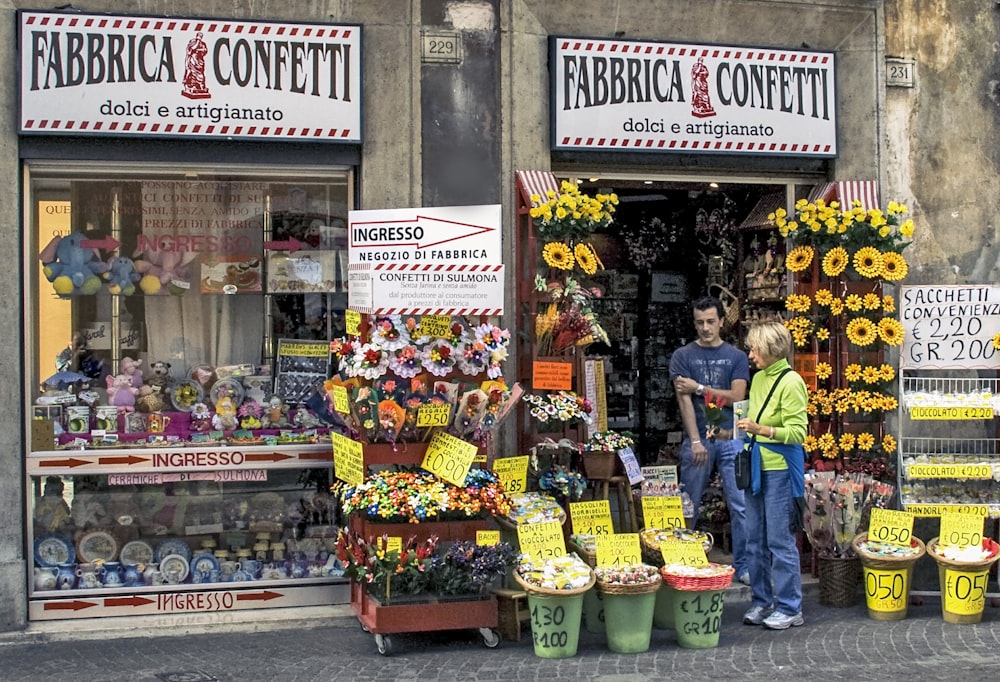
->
[[567, 534, 597, 567], [927, 535, 1000, 624], [595, 564, 661, 654], [659, 563, 735, 592], [852, 532, 925, 621], [639, 527, 713, 567]]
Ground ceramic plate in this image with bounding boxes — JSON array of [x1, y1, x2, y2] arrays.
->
[[34, 533, 74, 567], [155, 538, 192, 564], [190, 552, 220, 576], [119, 540, 155, 566], [160, 554, 190, 584], [77, 530, 119, 563]]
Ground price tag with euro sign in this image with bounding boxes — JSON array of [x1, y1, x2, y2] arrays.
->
[[332, 385, 350, 414], [421, 431, 478, 486], [595, 533, 642, 568], [939, 512, 984, 548], [344, 309, 362, 337], [331, 431, 364, 486], [569, 500, 613, 537], [868, 508, 914, 547], [641, 496, 685, 530], [418, 315, 453, 339], [517, 521, 566, 561], [417, 403, 451, 427], [659, 537, 708, 567], [492, 455, 529, 494]]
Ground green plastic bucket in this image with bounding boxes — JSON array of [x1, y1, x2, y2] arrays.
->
[[601, 587, 658, 653], [583, 585, 605, 633], [672, 589, 725, 649], [526, 592, 585, 658], [653, 583, 676, 629]]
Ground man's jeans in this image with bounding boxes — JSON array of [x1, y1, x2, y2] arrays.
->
[[744, 469, 803, 616], [679, 437, 748, 576]]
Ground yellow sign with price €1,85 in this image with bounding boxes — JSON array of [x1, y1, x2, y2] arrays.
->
[[344, 309, 362, 337], [417, 403, 452, 427], [332, 384, 350, 414], [595, 533, 642, 568], [421, 431, 478, 486], [477, 530, 500, 546], [939, 512, 985, 548], [492, 455, 529, 495], [569, 500, 614, 537], [659, 538, 708, 567], [331, 431, 365, 486], [641, 495, 686, 530], [868, 508, 915, 547], [517, 521, 566, 561]]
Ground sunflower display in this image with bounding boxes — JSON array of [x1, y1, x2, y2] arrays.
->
[[852, 247, 884, 279], [573, 242, 599, 275], [880, 251, 908, 281], [786, 245, 814, 272], [542, 241, 574, 270], [821, 246, 849, 277], [877, 318, 905, 346], [846, 317, 878, 347]]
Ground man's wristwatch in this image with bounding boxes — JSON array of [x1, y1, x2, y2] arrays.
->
[[695, 384, 705, 396]]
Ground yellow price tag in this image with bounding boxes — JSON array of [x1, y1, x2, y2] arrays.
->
[[332, 385, 350, 414], [939, 512, 984, 548], [868, 508, 915, 547], [659, 538, 708, 567], [418, 314, 453, 339], [331, 432, 365, 486], [492, 456, 529, 494], [641, 496, 686, 530], [417, 403, 452, 427], [517, 520, 566, 561], [421, 431, 477, 486], [864, 567, 908, 613], [569, 500, 614, 537], [595, 533, 642, 568], [477, 530, 501, 546], [906, 504, 989, 518], [345, 309, 362, 336], [385, 537, 403, 554], [944, 568, 990, 615], [907, 464, 992, 479], [910, 406, 994, 420]]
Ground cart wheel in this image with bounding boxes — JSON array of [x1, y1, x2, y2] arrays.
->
[[480, 627, 500, 648], [359, 620, 370, 633], [375, 633, 393, 656]]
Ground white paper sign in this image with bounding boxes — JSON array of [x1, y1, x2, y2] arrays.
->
[[901, 285, 1000, 369], [618, 447, 644, 486]]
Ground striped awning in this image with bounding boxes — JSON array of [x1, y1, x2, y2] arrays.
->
[[515, 169, 560, 207], [807, 180, 881, 211], [739, 192, 785, 229]]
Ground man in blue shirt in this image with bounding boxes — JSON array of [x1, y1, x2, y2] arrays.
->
[[669, 296, 750, 583]]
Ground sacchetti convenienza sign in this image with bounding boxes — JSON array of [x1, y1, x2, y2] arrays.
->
[[18, 11, 361, 142], [551, 37, 836, 156]]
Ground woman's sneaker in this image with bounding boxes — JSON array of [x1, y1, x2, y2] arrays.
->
[[762, 611, 804, 630], [742, 604, 773, 625]]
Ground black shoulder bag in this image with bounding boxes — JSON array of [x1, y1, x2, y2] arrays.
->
[[735, 369, 792, 491]]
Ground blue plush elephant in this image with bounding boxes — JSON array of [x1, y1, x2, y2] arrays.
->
[[104, 256, 141, 296], [39, 232, 108, 296]]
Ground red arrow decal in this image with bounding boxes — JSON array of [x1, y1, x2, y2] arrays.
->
[[40, 458, 91, 468], [244, 453, 294, 463], [350, 216, 495, 251], [98, 455, 150, 466], [263, 237, 304, 253], [104, 596, 156, 608], [80, 237, 122, 251], [236, 590, 283, 602], [298, 451, 332, 461], [44, 600, 98, 611]]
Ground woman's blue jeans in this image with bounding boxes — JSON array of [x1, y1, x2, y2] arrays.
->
[[744, 469, 802, 616]]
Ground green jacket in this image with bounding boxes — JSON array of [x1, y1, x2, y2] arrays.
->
[[748, 358, 809, 471]]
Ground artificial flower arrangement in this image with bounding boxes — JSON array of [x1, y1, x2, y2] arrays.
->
[[803, 471, 895, 558], [584, 430, 636, 452], [522, 390, 592, 426], [335, 468, 512, 524], [537, 464, 587, 502], [529, 181, 617, 356], [431, 540, 519, 596], [701, 389, 729, 440], [325, 315, 514, 445]]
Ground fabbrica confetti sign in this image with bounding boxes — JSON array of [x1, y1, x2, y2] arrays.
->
[[550, 36, 836, 157], [19, 11, 361, 142]]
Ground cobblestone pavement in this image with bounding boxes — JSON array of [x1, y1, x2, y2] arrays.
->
[[2, 585, 1000, 681]]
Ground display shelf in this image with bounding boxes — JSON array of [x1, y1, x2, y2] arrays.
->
[[348, 514, 492, 544]]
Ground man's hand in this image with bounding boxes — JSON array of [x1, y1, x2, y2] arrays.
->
[[691, 440, 708, 465], [675, 376, 699, 395]]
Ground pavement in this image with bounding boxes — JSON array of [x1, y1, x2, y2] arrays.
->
[[2, 574, 1000, 682]]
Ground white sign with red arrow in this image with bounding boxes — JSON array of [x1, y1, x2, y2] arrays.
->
[[347, 205, 504, 315]]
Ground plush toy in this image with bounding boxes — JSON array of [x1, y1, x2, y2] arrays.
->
[[104, 256, 141, 295], [212, 396, 239, 431], [144, 361, 173, 393], [263, 396, 290, 428], [39, 232, 108, 296], [106, 373, 139, 410], [120, 356, 144, 389], [133, 249, 197, 295], [189, 402, 212, 432]]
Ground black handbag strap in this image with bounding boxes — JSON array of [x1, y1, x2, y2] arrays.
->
[[748, 368, 792, 445]]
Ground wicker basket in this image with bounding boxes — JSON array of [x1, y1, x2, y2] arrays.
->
[[659, 564, 735, 591], [852, 532, 926, 569], [596, 578, 662, 595], [581, 451, 618, 480], [640, 528, 714, 567], [513, 567, 596, 597], [817, 556, 861, 608], [567, 539, 597, 567], [925, 537, 1000, 569]]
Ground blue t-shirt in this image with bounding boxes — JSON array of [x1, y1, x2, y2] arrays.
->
[[668, 341, 750, 437]]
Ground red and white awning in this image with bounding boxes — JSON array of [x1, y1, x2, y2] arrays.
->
[[515, 170, 560, 207], [807, 180, 881, 211]]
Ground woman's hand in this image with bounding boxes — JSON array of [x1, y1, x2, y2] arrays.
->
[[736, 418, 762, 436]]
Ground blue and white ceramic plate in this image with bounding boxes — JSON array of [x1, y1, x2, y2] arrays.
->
[[155, 539, 192, 564], [228, 569, 254, 582], [190, 552, 220, 576], [34, 533, 75, 567], [160, 554, 190, 584], [120, 540, 155, 567]]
